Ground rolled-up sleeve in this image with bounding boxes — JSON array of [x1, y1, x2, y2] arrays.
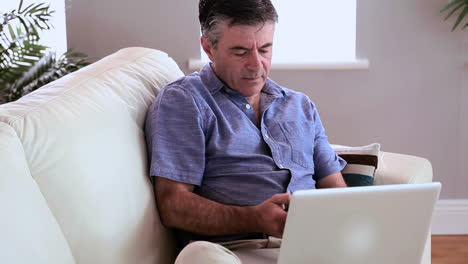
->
[[310, 103, 347, 181], [145, 86, 206, 186]]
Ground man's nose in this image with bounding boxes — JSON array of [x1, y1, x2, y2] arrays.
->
[[246, 50, 262, 72]]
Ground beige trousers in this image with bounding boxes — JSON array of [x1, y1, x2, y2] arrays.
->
[[175, 237, 281, 264]]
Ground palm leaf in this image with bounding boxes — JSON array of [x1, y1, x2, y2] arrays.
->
[[452, 5, 468, 31], [440, 0, 465, 14], [440, 0, 468, 31], [3, 51, 91, 102], [0, 30, 47, 89], [1, 1, 89, 103], [3, 52, 55, 102], [443, 1, 466, 20]]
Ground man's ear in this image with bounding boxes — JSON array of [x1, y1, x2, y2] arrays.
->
[[201, 36, 215, 62]]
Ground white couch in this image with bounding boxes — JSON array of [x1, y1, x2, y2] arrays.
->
[[0, 47, 433, 264]]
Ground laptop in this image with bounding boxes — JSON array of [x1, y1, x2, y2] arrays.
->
[[277, 182, 441, 264]]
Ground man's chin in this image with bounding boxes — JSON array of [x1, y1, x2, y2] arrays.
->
[[235, 84, 265, 97]]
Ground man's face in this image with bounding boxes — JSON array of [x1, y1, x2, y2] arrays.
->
[[202, 22, 275, 98]]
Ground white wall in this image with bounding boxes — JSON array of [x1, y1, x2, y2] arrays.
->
[[65, 0, 200, 70], [461, 33, 468, 199], [66, 0, 467, 199]]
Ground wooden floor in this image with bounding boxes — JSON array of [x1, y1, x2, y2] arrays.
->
[[432, 235, 468, 264]]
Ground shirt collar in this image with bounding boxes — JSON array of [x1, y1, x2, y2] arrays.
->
[[263, 78, 286, 98], [200, 63, 225, 95], [199, 63, 286, 98]]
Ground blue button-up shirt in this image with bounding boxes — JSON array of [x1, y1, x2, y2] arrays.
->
[[146, 64, 346, 207]]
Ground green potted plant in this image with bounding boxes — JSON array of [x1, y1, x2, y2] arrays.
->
[[440, 0, 468, 31], [0, 0, 90, 103]]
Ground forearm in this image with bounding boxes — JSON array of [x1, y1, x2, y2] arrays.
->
[[158, 189, 258, 236], [317, 171, 347, 188]]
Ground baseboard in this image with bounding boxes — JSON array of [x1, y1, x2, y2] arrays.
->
[[431, 199, 468, 235]]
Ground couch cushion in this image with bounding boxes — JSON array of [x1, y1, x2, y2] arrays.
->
[[0, 123, 75, 264], [0, 47, 184, 264], [331, 143, 380, 186]]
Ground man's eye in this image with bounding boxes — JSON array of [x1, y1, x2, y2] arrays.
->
[[234, 52, 247, 56], [259, 50, 269, 54]]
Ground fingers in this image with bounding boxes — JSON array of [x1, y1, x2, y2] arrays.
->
[[254, 192, 291, 237], [270, 192, 291, 206], [271, 206, 288, 238]]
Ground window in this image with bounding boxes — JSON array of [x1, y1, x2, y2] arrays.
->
[[270, 0, 356, 64], [195, 0, 367, 70], [1, 0, 67, 56]]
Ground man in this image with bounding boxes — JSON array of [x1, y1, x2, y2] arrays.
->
[[145, 0, 347, 263]]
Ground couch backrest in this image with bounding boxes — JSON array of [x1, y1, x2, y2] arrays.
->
[[0, 47, 184, 264]]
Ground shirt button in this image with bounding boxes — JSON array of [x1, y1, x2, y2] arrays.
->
[[278, 164, 284, 169], [245, 104, 251, 109], [264, 134, 269, 139]]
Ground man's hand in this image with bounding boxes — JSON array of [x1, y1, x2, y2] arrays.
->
[[253, 193, 290, 238]]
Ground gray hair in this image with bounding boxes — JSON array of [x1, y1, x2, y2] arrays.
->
[[199, 0, 278, 47]]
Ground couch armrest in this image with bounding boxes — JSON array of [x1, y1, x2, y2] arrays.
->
[[374, 151, 433, 185]]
